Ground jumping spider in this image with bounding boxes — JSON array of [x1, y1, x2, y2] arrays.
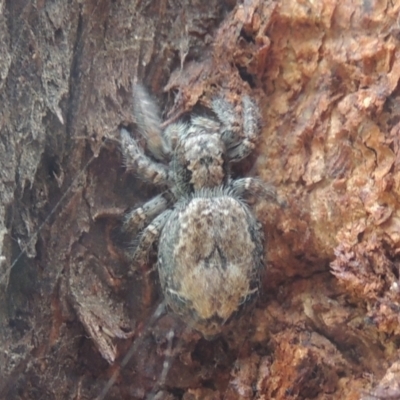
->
[[120, 85, 276, 338]]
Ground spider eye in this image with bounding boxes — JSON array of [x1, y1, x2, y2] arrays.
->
[[200, 156, 213, 165]]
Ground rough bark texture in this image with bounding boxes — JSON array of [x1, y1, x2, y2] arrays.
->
[[1, 0, 400, 399]]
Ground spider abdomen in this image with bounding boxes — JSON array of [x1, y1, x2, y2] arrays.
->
[[158, 192, 264, 338]]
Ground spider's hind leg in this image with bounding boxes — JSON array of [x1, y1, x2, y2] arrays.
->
[[122, 192, 172, 237], [230, 177, 277, 205], [130, 209, 173, 265]]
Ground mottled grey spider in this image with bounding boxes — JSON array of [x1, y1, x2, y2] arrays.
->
[[120, 85, 276, 338]]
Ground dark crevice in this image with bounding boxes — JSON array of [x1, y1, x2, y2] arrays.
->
[[236, 65, 256, 88], [239, 27, 255, 43], [65, 7, 84, 136]]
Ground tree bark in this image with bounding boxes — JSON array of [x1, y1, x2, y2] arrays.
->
[[1, 0, 400, 399]]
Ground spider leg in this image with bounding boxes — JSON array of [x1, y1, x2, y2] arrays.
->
[[122, 192, 172, 236], [120, 128, 171, 185], [191, 116, 220, 132], [230, 177, 277, 204], [225, 96, 261, 162], [211, 97, 240, 146], [162, 121, 187, 151], [130, 209, 173, 264], [133, 84, 170, 161]]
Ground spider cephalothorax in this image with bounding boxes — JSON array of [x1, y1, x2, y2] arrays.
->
[[120, 85, 276, 338]]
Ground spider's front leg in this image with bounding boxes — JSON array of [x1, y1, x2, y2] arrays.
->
[[214, 96, 261, 162], [162, 121, 187, 151], [133, 84, 170, 161], [211, 96, 240, 146], [120, 128, 171, 185]]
